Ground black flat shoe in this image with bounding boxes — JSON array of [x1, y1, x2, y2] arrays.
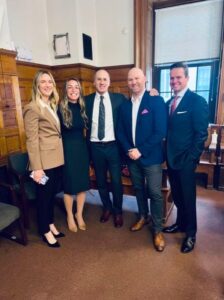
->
[[181, 236, 196, 253], [52, 232, 65, 238], [42, 236, 60, 248]]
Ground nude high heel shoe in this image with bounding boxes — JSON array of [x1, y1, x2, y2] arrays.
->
[[67, 215, 78, 232], [75, 214, 86, 231]]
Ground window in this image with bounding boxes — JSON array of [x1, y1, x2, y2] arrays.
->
[[154, 0, 223, 64]]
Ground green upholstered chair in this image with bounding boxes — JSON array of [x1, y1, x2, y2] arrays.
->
[[0, 181, 27, 245]]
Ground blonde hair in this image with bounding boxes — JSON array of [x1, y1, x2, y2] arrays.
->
[[31, 69, 59, 112], [59, 78, 88, 128]]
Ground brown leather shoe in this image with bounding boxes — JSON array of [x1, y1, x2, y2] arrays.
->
[[100, 210, 111, 223], [153, 232, 165, 252], [114, 214, 123, 228], [130, 217, 149, 232]]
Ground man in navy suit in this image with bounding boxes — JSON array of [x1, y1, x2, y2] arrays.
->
[[85, 69, 126, 228], [117, 67, 167, 252], [163, 62, 209, 253]]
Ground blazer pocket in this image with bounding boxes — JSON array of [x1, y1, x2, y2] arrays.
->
[[177, 111, 188, 114], [141, 112, 150, 117], [139, 112, 151, 121], [176, 111, 189, 121], [40, 143, 57, 150]]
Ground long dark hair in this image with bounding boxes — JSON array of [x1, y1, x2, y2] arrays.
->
[[59, 78, 88, 128]]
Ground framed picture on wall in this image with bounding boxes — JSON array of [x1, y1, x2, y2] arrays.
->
[[53, 33, 71, 59]]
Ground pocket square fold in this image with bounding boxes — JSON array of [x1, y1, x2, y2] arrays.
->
[[141, 109, 149, 115], [177, 111, 187, 114]]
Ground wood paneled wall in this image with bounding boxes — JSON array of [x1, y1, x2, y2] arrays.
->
[[52, 64, 96, 98], [0, 49, 26, 165], [16, 62, 51, 110]]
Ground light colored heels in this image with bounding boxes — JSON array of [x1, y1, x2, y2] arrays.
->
[[67, 216, 78, 232], [75, 214, 86, 231]]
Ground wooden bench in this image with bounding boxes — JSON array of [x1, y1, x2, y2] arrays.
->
[[89, 165, 173, 223]]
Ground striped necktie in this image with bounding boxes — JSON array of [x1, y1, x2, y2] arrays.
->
[[170, 96, 179, 115], [98, 95, 105, 140]]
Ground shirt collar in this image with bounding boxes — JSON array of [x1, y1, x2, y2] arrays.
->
[[174, 86, 188, 98], [96, 91, 109, 99], [131, 89, 145, 103]]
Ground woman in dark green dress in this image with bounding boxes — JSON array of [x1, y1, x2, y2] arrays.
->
[[58, 78, 89, 232]]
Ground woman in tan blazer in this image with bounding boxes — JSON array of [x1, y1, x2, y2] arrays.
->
[[23, 70, 64, 248]]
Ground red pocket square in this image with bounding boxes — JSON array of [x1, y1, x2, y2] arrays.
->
[[141, 109, 149, 115]]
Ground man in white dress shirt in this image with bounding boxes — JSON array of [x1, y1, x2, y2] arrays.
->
[[85, 69, 127, 228]]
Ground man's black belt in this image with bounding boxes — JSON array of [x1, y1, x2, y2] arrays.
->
[[91, 141, 116, 146]]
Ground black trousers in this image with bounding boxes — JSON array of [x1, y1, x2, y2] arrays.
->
[[90, 142, 123, 215], [168, 161, 197, 237], [36, 166, 62, 235]]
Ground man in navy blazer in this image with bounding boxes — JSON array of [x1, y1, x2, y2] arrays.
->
[[85, 69, 126, 228], [117, 67, 167, 252], [163, 62, 209, 253]]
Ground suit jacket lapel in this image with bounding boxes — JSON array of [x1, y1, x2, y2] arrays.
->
[[136, 91, 147, 127], [169, 89, 190, 118], [127, 99, 132, 131], [86, 93, 96, 134], [89, 93, 95, 114], [175, 89, 190, 113], [43, 107, 61, 133], [109, 93, 116, 126]]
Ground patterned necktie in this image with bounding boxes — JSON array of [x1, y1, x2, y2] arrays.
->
[[170, 95, 179, 115], [98, 95, 105, 140]]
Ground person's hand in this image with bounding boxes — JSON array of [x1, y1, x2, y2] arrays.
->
[[32, 169, 45, 183], [128, 148, 141, 160], [149, 88, 159, 96]]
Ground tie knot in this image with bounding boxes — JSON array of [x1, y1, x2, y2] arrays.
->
[[171, 95, 179, 106], [100, 95, 104, 102], [173, 95, 179, 101]]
